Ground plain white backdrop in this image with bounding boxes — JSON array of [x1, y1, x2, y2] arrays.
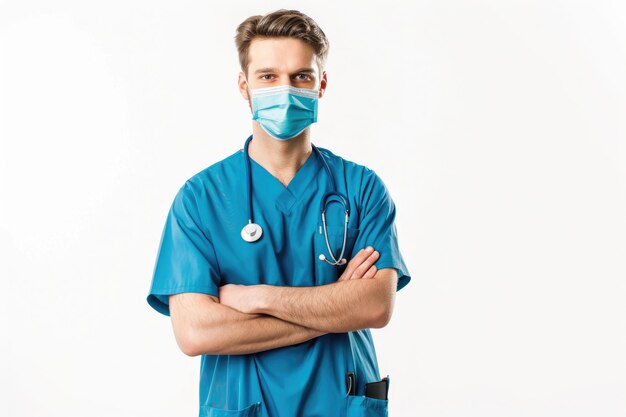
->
[[1, 1, 625, 416]]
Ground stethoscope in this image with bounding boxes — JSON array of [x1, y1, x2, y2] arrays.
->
[[240, 134, 350, 266]]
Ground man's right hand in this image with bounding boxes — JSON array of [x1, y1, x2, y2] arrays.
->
[[337, 246, 380, 281]]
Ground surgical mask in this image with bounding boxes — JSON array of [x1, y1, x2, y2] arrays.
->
[[247, 81, 319, 140]]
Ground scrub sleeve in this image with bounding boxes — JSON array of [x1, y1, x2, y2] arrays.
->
[[349, 169, 411, 292], [147, 181, 221, 316]]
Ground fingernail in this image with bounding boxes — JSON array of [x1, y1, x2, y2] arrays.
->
[[366, 246, 374, 253]]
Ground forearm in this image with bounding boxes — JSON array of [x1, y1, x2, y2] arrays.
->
[[256, 278, 387, 333], [190, 301, 327, 356]]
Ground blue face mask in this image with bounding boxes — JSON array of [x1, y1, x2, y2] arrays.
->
[[247, 82, 319, 140]]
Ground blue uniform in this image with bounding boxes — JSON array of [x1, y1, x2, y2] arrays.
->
[[147, 136, 411, 417]]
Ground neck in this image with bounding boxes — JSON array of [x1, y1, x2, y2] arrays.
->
[[248, 123, 313, 187]]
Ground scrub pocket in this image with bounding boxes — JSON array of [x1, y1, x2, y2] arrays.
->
[[346, 395, 389, 417], [200, 401, 262, 417], [314, 224, 360, 285]]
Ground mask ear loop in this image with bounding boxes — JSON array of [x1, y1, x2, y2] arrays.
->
[[245, 76, 254, 112]]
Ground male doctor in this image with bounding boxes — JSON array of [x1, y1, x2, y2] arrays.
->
[[147, 8, 411, 417]]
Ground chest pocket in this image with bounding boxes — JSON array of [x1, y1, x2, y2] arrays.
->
[[314, 224, 360, 286]]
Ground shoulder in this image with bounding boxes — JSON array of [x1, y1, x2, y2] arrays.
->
[[314, 145, 389, 198], [176, 148, 244, 198], [164, 148, 243, 236], [317, 147, 398, 224]]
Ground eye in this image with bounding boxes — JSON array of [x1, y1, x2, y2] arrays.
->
[[295, 74, 312, 81], [260, 74, 273, 80]]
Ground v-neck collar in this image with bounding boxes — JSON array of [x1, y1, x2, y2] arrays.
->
[[246, 141, 322, 215]]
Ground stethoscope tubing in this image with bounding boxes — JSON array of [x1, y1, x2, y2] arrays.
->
[[242, 134, 350, 266]]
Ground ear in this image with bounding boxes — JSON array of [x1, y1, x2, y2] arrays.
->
[[238, 71, 251, 101], [318, 70, 328, 99]]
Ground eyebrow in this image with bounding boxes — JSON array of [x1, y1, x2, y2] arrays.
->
[[254, 67, 316, 75]]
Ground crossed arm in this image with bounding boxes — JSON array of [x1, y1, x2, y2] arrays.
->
[[169, 248, 398, 356]]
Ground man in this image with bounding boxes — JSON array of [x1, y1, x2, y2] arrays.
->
[[147, 9, 411, 417]]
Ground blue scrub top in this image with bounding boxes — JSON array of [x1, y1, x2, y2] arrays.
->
[[147, 135, 411, 417]]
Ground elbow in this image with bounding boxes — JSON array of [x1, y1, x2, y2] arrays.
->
[[171, 316, 218, 356], [171, 316, 202, 356], [175, 326, 201, 357], [181, 336, 201, 357], [170, 293, 223, 356], [370, 303, 393, 329], [180, 342, 198, 357], [369, 269, 398, 329], [178, 327, 221, 357]]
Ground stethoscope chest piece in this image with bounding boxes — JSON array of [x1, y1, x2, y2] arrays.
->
[[241, 222, 263, 242]]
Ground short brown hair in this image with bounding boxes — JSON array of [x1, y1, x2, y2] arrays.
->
[[234, 9, 330, 79]]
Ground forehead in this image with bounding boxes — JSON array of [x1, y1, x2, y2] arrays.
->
[[248, 37, 317, 72]]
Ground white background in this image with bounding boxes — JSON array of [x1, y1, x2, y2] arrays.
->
[[1, 1, 625, 416]]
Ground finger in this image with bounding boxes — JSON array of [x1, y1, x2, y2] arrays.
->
[[342, 247, 374, 279], [348, 249, 378, 279], [362, 264, 378, 279], [337, 248, 369, 281], [353, 251, 380, 279], [350, 250, 379, 279]]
